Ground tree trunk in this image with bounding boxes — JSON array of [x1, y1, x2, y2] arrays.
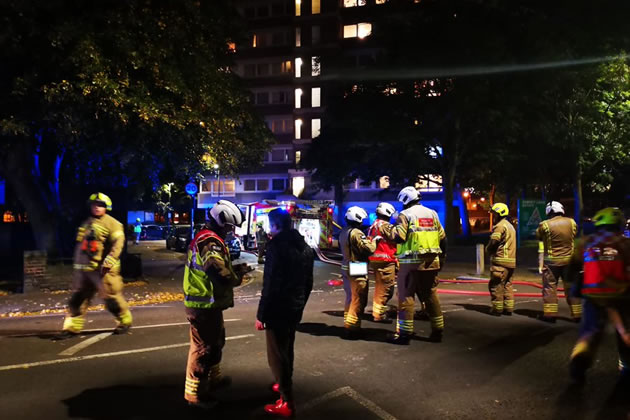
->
[[574, 163, 583, 232], [334, 182, 345, 226], [4, 141, 60, 256]]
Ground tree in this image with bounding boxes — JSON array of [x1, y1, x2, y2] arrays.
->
[[0, 0, 273, 255]]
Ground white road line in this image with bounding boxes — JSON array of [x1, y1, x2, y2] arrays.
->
[[0, 334, 254, 372], [81, 319, 241, 333], [59, 333, 112, 356], [301, 386, 398, 420]]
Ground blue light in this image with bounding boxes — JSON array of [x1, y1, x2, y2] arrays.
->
[[0, 180, 4, 205]]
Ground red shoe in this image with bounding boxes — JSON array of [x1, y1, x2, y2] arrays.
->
[[271, 383, 280, 393], [264, 398, 295, 418]]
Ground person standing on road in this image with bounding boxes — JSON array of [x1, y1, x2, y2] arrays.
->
[[133, 218, 142, 245], [256, 209, 314, 418], [568, 207, 630, 386], [256, 222, 269, 264], [183, 200, 252, 409], [59, 193, 132, 338], [340, 206, 378, 339], [368, 202, 398, 322], [388, 187, 447, 345], [485, 203, 517, 316], [536, 201, 582, 323]]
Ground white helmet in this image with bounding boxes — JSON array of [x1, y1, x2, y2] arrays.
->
[[376, 202, 396, 218], [345, 206, 368, 224], [397, 186, 420, 205], [545, 201, 564, 216], [209, 200, 244, 227]]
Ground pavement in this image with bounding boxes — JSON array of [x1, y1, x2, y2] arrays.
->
[[0, 240, 629, 419]]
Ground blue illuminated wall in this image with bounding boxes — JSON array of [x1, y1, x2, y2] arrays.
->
[[0, 180, 5, 205]]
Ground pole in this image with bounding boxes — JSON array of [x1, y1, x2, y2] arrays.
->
[[190, 194, 195, 241], [476, 243, 485, 275]]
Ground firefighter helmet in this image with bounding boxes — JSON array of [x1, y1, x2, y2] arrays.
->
[[376, 202, 396, 218], [88, 193, 112, 211], [345, 206, 368, 224], [592, 207, 625, 229], [545, 201, 565, 216], [209, 200, 244, 228], [397, 186, 421, 205], [491, 203, 509, 217]]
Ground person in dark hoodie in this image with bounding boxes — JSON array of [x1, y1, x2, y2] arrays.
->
[[256, 208, 314, 418]]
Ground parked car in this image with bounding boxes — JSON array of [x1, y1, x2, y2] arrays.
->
[[166, 224, 242, 260], [140, 224, 166, 240]]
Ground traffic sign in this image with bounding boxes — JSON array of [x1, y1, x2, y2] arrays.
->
[[185, 182, 198, 195]]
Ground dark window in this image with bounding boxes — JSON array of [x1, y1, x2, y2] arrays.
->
[[311, 25, 321, 45], [271, 149, 286, 161], [272, 179, 285, 191], [244, 7, 255, 18], [271, 2, 284, 15], [257, 63, 269, 76], [256, 92, 269, 105], [244, 64, 256, 77], [257, 6, 269, 17], [271, 91, 287, 104], [244, 180, 256, 191], [257, 179, 270, 191]]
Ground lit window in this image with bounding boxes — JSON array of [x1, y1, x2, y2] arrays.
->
[[295, 88, 303, 108], [3, 211, 15, 223], [227, 42, 236, 52], [295, 27, 301, 47], [311, 118, 321, 138], [358, 23, 372, 39], [376, 0, 387, 4], [311, 56, 321, 76], [295, 57, 302, 78], [295, 151, 302, 164], [252, 34, 257, 48], [344, 0, 366, 6], [343, 25, 357, 38], [311, 87, 321, 107], [292, 176, 305, 197], [295, 0, 301, 16], [312, 0, 320, 14], [295, 119, 303, 139], [282, 60, 292, 73]]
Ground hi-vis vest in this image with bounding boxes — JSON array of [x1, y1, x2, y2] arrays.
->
[[183, 228, 231, 309], [396, 205, 443, 263], [368, 220, 397, 262], [582, 231, 630, 299]]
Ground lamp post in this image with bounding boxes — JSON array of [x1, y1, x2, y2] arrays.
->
[[213, 164, 220, 197]]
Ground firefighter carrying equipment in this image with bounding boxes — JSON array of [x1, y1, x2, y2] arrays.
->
[[183, 227, 243, 310], [593, 207, 625, 229], [88, 192, 113, 211], [345, 206, 368, 224], [491, 202, 509, 217], [397, 186, 420, 206], [209, 200, 244, 228], [545, 201, 565, 216]]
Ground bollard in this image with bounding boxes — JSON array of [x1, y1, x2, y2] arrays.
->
[[476, 244, 484, 275]]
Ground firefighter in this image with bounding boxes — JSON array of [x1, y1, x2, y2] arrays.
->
[[486, 203, 516, 316], [256, 221, 269, 264], [59, 193, 131, 337], [133, 218, 142, 245], [183, 200, 252, 409], [368, 202, 398, 322], [536, 201, 581, 322], [568, 207, 630, 385], [388, 187, 446, 345], [339, 206, 378, 339]]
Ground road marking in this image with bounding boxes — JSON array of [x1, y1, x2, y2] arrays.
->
[[0, 334, 254, 372], [80, 319, 241, 333], [330, 273, 342, 277], [301, 386, 398, 420], [442, 308, 465, 313], [58, 332, 111, 356]]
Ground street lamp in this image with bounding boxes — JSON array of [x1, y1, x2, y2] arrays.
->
[[213, 164, 220, 196]]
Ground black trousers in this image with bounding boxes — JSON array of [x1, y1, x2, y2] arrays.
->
[[266, 323, 297, 403]]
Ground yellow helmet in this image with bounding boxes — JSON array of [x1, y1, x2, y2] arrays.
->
[[592, 207, 624, 229], [491, 202, 509, 217], [88, 193, 112, 211]]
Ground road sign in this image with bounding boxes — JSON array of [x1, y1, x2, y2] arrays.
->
[[185, 182, 198, 196], [518, 200, 546, 243]]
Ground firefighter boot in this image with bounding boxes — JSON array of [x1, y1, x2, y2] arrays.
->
[[264, 398, 295, 418], [429, 330, 443, 343], [387, 332, 412, 345]]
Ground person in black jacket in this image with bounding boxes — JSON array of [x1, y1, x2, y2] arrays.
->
[[256, 209, 314, 418]]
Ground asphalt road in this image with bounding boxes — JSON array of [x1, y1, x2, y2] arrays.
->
[[0, 253, 628, 419]]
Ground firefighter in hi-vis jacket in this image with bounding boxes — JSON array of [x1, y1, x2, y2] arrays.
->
[[368, 202, 398, 322], [388, 187, 446, 345], [568, 207, 630, 386], [59, 193, 131, 338], [536, 201, 582, 322], [486, 203, 517, 316]]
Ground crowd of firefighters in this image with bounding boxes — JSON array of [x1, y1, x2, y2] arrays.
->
[[55, 189, 630, 416]]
